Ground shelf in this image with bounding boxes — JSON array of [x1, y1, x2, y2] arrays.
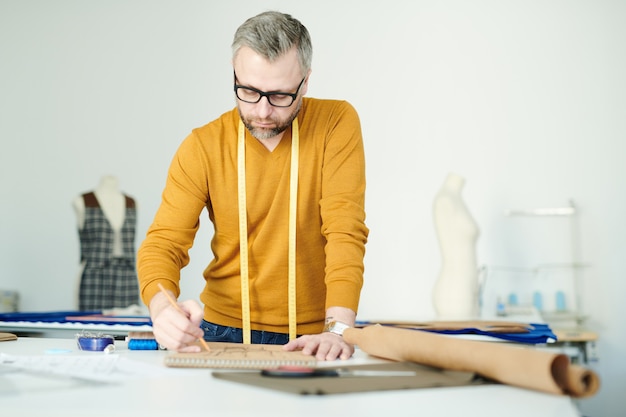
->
[[504, 201, 576, 217]]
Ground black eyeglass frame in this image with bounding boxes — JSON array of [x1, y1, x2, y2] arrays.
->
[[233, 72, 306, 108]]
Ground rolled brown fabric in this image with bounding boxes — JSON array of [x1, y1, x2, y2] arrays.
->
[[343, 325, 600, 398]]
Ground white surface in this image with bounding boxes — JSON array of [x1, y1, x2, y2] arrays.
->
[[0, 337, 581, 417]]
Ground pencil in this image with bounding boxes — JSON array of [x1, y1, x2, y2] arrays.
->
[[157, 283, 211, 352]]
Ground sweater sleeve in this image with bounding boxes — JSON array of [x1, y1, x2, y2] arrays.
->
[[319, 101, 369, 312], [137, 132, 210, 305]]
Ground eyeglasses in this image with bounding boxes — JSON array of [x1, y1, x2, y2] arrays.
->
[[234, 72, 306, 108]]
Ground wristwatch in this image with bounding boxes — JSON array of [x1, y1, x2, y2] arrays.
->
[[323, 321, 351, 336]]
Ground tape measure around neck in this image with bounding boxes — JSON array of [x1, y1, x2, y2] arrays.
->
[[237, 119, 299, 344]]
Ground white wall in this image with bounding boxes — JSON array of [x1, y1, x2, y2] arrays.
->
[[1, 1, 624, 415]]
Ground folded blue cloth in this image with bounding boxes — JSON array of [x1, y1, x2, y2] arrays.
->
[[356, 321, 557, 344], [417, 323, 557, 344], [0, 310, 151, 326]]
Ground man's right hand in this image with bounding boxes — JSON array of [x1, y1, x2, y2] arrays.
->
[[149, 291, 205, 352]]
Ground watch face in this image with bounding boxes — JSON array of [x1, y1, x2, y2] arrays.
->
[[325, 321, 350, 335]]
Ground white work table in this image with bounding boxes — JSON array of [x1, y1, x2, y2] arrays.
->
[[0, 336, 581, 417]]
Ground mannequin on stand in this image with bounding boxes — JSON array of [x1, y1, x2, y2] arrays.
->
[[73, 176, 139, 310], [432, 173, 480, 319]]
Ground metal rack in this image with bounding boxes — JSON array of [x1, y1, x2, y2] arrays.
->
[[480, 200, 589, 327]]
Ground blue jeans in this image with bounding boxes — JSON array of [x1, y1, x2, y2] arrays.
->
[[200, 320, 293, 345]]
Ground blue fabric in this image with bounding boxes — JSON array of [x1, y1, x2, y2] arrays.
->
[[0, 311, 151, 326], [416, 323, 557, 344], [355, 321, 557, 344]]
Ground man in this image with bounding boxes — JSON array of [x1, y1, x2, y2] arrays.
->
[[137, 11, 368, 361]]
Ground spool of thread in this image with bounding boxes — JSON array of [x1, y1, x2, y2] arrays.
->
[[128, 339, 159, 350], [555, 291, 567, 311], [76, 334, 115, 352], [532, 291, 543, 311]]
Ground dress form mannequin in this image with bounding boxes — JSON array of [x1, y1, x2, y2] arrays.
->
[[73, 175, 125, 256], [432, 173, 480, 319], [73, 176, 139, 310]]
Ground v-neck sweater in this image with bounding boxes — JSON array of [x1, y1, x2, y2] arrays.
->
[[138, 98, 368, 335]]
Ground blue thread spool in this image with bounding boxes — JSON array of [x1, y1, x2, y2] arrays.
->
[[533, 291, 543, 311], [555, 291, 567, 311], [496, 297, 506, 316], [128, 339, 159, 350], [77, 335, 115, 351]]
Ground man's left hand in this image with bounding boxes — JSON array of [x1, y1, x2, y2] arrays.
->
[[283, 332, 354, 361]]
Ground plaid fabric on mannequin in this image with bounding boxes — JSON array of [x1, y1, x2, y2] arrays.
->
[[78, 192, 139, 310]]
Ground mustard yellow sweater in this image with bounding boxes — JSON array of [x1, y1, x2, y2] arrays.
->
[[137, 98, 368, 335]]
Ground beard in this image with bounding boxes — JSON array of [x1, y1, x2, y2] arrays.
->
[[238, 99, 302, 140]]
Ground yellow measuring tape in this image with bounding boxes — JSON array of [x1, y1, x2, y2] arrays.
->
[[237, 119, 299, 344]]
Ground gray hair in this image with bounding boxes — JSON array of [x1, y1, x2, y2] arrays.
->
[[232, 11, 312, 76]]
